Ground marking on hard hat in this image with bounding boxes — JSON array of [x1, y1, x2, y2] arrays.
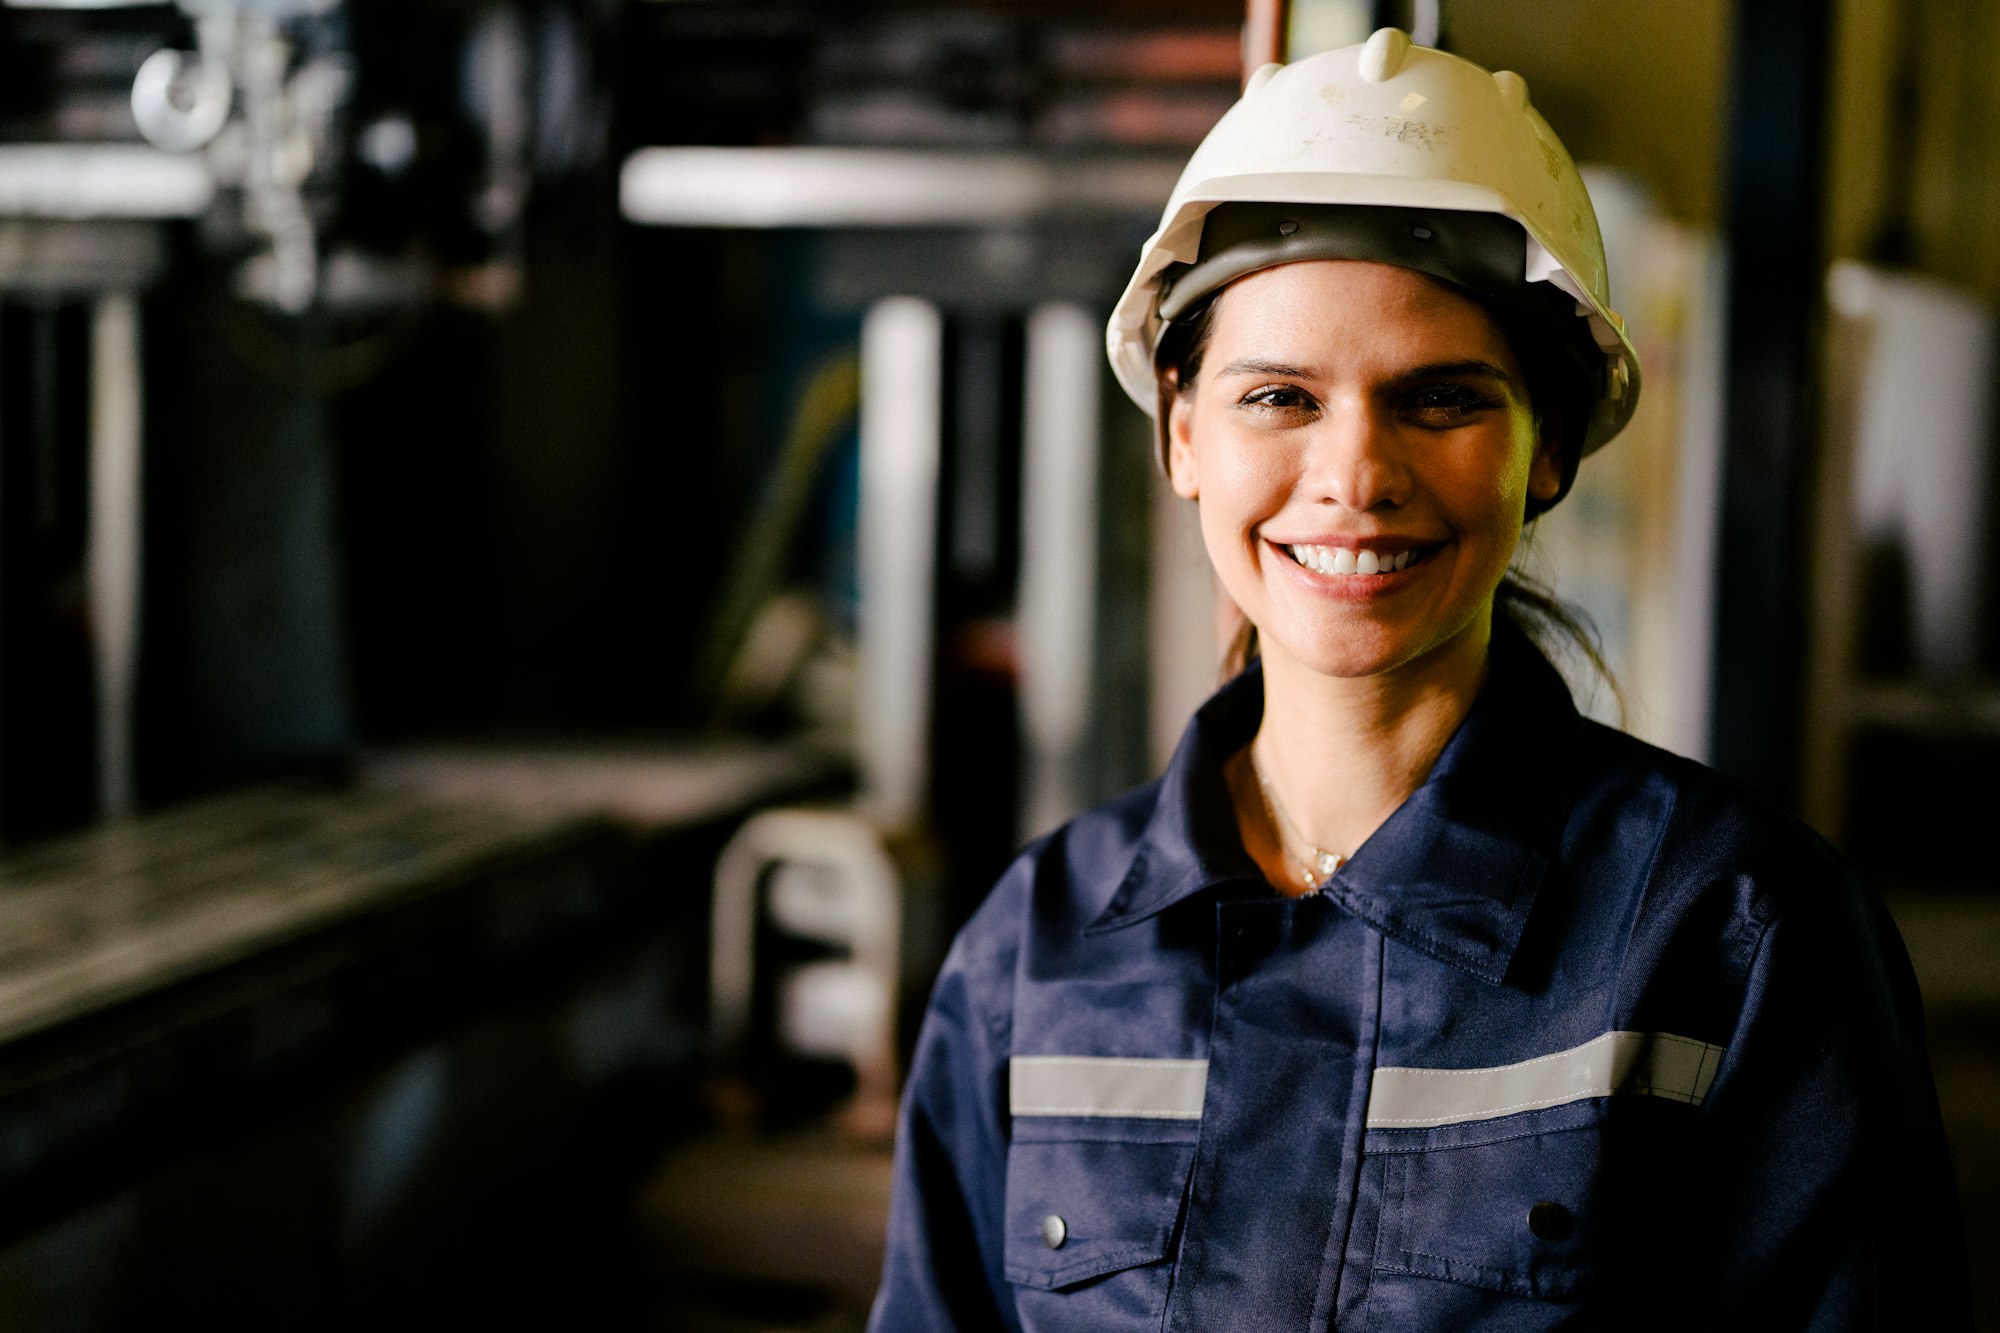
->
[[1347, 114, 1441, 149]]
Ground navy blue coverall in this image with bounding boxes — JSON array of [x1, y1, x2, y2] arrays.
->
[[869, 621, 1970, 1331]]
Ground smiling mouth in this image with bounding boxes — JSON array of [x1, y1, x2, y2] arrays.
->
[[1280, 542, 1433, 577]]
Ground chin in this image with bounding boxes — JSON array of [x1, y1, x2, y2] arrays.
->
[[1259, 607, 1490, 683], [1262, 624, 1411, 680]]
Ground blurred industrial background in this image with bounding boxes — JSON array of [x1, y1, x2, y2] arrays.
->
[[0, 0, 1991, 1327]]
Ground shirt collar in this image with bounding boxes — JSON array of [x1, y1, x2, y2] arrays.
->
[[1087, 619, 1582, 986]]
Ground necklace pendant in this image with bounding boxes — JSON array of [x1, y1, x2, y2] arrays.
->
[[1316, 850, 1345, 880]]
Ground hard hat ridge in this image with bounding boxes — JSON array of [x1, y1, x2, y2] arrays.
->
[[1356, 25, 1413, 82]]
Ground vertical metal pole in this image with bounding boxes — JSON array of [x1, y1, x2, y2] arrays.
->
[[1017, 303, 1100, 839], [90, 293, 143, 818], [0, 298, 5, 837], [1666, 239, 1729, 766], [1706, 0, 1831, 804], [856, 298, 943, 833]]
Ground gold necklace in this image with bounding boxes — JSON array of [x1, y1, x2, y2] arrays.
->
[[1251, 750, 1348, 889]]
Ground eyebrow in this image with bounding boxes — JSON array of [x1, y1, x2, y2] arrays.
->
[[1395, 358, 1515, 386], [1214, 357, 1314, 379], [1211, 356, 1515, 385]]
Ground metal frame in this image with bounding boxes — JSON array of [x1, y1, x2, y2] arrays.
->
[[1706, 0, 1833, 805]]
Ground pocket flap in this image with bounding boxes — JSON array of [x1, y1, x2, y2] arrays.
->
[[1003, 1138, 1194, 1290], [1375, 1119, 1599, 1300]]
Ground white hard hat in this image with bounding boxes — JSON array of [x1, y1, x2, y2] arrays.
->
[[1106, 27, 1640, 459]]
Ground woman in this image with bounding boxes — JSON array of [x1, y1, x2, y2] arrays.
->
[[870, 30, 1967, 1332]]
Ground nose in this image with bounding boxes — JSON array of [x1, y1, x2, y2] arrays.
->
[[1303, 395, 1409, 512]]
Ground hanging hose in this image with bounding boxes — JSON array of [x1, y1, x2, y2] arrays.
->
[[692, 352, 862, 716]]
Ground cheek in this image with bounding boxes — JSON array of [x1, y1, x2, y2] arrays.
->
[[1432, 422, 1537, 554], [1201, 430, 1291, 510], [1492, 453, 1530, 510], [1479, 415, 1540, 515], [1507, 424, 1545, 516], [1191, 440, 1286, 577]]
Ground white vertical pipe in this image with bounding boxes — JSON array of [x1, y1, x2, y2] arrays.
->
[[1667, 238, 1727, 764], [1409, 0, 1443, 47], [856, 298, 943, 833], [89, 292, 142, 819], [1017, 303, 1100, 838]]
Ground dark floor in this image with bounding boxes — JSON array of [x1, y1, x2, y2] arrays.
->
[[637, 1131, 888, 1333], [1885, 892, 2000, 1327]]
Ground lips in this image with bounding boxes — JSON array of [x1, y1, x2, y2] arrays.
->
[[1279, 541, 1434, 577]]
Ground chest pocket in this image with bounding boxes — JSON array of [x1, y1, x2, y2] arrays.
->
[[1003, 1124, 1197, 1328], [1367, 1101, 1602, 1322], [1355, 1028, 1720, 1327], [1002, 1054, 1203, 1329]]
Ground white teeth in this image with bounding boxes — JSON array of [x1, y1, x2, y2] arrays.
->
[[1287, 543, 1419, 577]]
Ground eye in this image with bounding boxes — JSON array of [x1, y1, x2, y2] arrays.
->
[[1238, 383, 1319, 418], [1401, 381, 1506, 428]]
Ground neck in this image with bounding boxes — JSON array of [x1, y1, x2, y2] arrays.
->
[[1233, 614, 1496, 891]]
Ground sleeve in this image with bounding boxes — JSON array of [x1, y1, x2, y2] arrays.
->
[[1690, 872, 1971, 1330], [867, 935, 1020, 1333]]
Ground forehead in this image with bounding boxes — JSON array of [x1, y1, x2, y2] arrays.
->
[[1204, 260, 1517, 373]]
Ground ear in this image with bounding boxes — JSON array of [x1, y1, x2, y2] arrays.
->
[[1526, 423, 1565, 507], [1166, 387, 1200, 500]]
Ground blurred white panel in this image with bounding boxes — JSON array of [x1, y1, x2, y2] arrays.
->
[[779, 962, 889, 1061], [1286, 0, 1373, 58], [620, 147, 1179, 228], [1018, 303, 1100, 837], [90, 293, 142, 818], [0, 145, 213, 219], [1831, 260, 1997, 678], [857, 298, 943, 831], [1662, 234, 1726, 762]]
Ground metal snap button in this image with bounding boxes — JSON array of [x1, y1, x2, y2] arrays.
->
[[1528, 1200, 1573, 1240], [1040, 1214, 1067, 1249]]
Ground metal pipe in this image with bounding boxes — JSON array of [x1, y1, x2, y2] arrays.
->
[[857, 298, 944, 833], [89, 293, 142, 818], [1706, 0, 1831, 804], [1017, 303, 1100, 838]]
